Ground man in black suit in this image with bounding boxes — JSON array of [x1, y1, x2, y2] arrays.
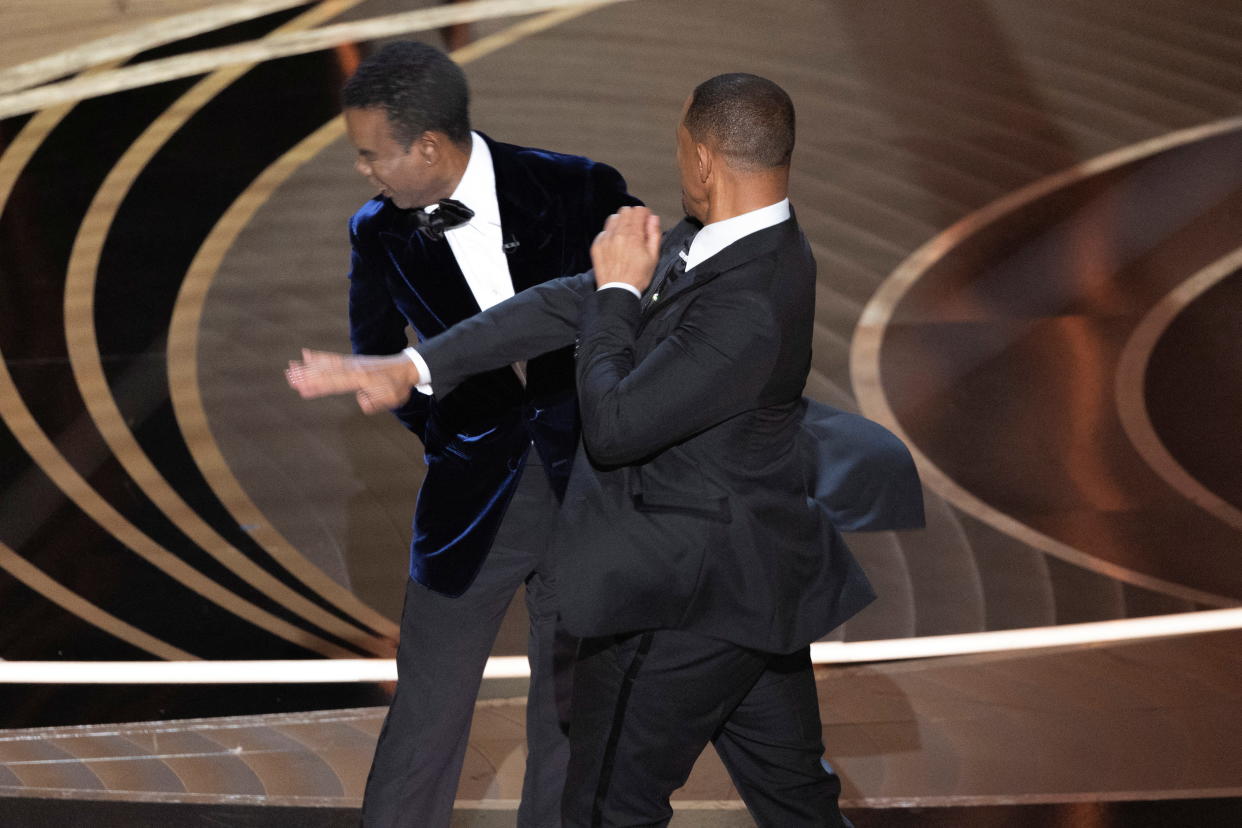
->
[[337, 42, 637, 827], [293, 73, 918, 827]]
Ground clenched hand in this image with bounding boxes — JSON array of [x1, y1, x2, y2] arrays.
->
[[591, 206, 661, 292]]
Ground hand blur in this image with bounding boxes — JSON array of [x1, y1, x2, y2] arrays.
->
[[285, 348, 419, 414], [591, 206, 661, 292]]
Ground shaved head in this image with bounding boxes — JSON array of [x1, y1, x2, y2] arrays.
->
[[683, 73, 795, 170]]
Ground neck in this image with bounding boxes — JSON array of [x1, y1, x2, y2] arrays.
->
[[702, 168, 788, 224], [436, 137, 473, 200]]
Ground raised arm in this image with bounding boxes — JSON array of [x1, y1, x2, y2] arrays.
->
[[576, 281, 780, 466], [569, 207, 782, 465]]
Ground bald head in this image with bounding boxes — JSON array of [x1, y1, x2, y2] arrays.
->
[[682, 73, 795, 171]]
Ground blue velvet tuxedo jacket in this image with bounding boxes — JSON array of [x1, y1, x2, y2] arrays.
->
[[347, 135, 638, 596], [419, 213, 924, 652]]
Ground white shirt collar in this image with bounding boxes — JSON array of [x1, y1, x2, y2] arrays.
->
[[430, 131, 501, 229], [682, 198, 791, 272]]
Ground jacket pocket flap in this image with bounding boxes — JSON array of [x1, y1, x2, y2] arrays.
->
[[632, 491, 731, 523]]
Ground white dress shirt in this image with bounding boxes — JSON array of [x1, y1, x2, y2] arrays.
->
[[599, 198, 792, 299], [405, 132, 521, 393], [443, 132, 513, 312]]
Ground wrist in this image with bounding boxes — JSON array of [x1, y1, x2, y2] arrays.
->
[[597, 281, 642, 299]]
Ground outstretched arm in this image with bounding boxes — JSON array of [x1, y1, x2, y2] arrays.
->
[[288, 269, 596, 410], [288, 206, 664, 412], [416, 270, 595, 397], [415, 206, 661, 395]]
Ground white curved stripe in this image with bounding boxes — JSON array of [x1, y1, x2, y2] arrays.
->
[[0, 0, 312, 95], [0, 0, 632, 120], [4, 608, 1241, 683], [1115, 246, 1242, 532], [812, 607, 1242, 662]]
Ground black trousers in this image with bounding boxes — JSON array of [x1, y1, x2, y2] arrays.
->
[[563, 629, 852, 828], [362, 462, 571, 828]]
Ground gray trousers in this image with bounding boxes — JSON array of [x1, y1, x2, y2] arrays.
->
[[362, 461, 569, 827]]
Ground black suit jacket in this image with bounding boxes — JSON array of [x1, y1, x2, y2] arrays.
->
[[347, 134, 639, 596], [420, 213, 922, 651]]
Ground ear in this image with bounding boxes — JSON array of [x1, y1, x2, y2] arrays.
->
[[696, 141, 712, 184], [416, 132, 438, 166]]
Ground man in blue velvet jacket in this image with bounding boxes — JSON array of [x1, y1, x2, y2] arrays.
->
[[339, 42, 638, 827]]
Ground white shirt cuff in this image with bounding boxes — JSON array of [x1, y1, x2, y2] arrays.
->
[[597, 282, 642, 299], [402, 347, 434, 396]]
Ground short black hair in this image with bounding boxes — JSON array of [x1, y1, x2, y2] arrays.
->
[[341, 41, 471, 148], [683, 73, 795, 170]]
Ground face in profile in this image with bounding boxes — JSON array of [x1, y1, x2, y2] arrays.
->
[[344, 107, 443, 210]]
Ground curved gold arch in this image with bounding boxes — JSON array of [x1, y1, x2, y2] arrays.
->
[[1115, 247, 1242, 533], [0, 99, 349, 658], [0, 539, 193, 660], [62, 0, 397, 655], [851, 117, 1242, 609], [167, 115, 401, 642], [61, 0, 395, 655], [0, 85, 201, 660]]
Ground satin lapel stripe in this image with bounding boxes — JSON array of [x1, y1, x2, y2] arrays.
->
[[591, 631, 654, 827]]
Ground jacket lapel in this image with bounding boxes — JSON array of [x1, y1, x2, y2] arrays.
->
[[374, 134, 554, 336], [487, 135, 556, 293], [378, 213, 481, 335], [649, 215, 799, 310], [638, 219, 698, 306]]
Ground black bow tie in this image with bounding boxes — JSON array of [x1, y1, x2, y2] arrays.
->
[[410, 198, 474, 240]]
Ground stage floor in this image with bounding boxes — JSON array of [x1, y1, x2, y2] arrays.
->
[[2, 0, 1241, 823]]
